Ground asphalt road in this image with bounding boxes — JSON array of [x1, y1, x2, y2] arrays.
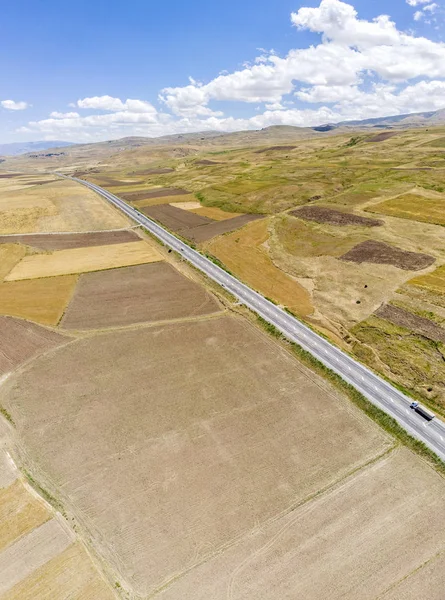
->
[[65, 174, 445, 462]]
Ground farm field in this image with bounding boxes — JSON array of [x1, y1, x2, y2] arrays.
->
[[5, 240, 162, 280], [60, 262, 221, 329], [0, 276, 77, 325], [0, 176, 130, 233], [0, 314, 390, 596], [369, 193, 445, 226], [0, 229, 140, 251]]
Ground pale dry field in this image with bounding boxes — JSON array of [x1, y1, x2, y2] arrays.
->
[[0, 276, 78, 325], [6, 241, 162, 280], [0, 178, 129, 234], [0, 244, 26, 282], [0, 315, 389, 596], [159, 448, 445, 600]]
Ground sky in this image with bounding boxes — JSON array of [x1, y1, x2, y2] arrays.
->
[[1, 0, 445, 143]]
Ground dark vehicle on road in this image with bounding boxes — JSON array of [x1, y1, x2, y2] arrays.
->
[[410, 402, 435, 421]]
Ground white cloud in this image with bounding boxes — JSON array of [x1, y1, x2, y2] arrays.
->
[[17, 1, 445, 142], [1, 100, 29, 111]]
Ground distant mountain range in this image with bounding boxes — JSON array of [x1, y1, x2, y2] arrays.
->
[[0, 140, 74, 156], [314, 108, 445, 132]]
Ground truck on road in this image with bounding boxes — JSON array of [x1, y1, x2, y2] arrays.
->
[[410, 402, 435, 422]]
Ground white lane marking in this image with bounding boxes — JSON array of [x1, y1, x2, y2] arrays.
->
[[390, 398, 394, 403]]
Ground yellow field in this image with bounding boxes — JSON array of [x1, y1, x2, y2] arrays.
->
[[205, 218, 313, 316], [409, 265, 445, 294], [0, 179, 130, 234], [0, 245, 27, 281], [370, 193, 445, 226], [169, 201, 202, 210], [190, 206, 242, 221], [6, 241, 162, 281], [0, 276, 78, 325], [0, 479, 49, 553], [1, 543, 116, 600]]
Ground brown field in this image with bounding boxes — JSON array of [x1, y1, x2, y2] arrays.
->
[[195, 159, 221, 165], [0, 317, 68, 376], [60, 262, 221, 329], [136, 167, 174, 175], [205, 219, 313, 315], [120, 187, 189, 202], [341, 240, 435, 270], [160, 449, 445, 600], [190, 206, 242, 221], [0, 276, 77, 326], [0, 315, 389, 596], [5, 240, 162, 281], [409, 265, 445, 294], [292, 206, 383, 227], [366, 132, 398, 142], [141, 204, 214, 230], [255, 145, 296, 153], [369, 193, 445, 226], [185, 213, 264, 243], [376, 304, 445, 343], [0, 179, 130, 234], [0, 479, 49, 552], [0, 244, 27, 282], [0, 229, 140, 251]]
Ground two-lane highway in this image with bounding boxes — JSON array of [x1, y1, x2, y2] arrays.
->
[[64, 174, 445, 462]]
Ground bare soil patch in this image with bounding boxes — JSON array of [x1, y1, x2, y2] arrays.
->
[[0, 316, 68, 376], [185, 213, 264, 243], [292, 206, 383, 227], [365, 132, 398, 142], [161, 449, 445, 600], [0, 315, 388, 596], [255, 145, 296, 153], [196, 160, 221, 165], [375, 304, 445, 343], [0, 174, 21, 179], [341, 240, 435, 271], [120, 188, 189, 202], [0, 275, 77, 326], [6, 241, 162, 281], [137, 167, 174, 175], [60, 262, 221, 329], [0, 230, 139, 251], [141, 204, 215, 230]]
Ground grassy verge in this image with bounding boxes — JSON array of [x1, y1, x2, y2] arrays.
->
[[22, 468, 65, 513], [256, 315, 445, 476], [0, 405, 14, 425]]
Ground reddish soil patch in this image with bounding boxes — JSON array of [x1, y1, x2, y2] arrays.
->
[[60, 262, 221, 329], [341, 240, 435, 271], [24, 180, 57, 186], [141, 204, 215, 230], [376, 304, 445, 343], [196, 160, 221, 166], [0, 174, 21, 179], [292, 206, 383, 227], [121, 188, 189, 202], [0, 316, 68, 375], [0, 230, 140, 251], [184, 214, 265, 243], [255, 146, 296, 153], [365, 132, 398, 143]]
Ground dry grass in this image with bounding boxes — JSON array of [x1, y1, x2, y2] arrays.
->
[[160, 449, 445, 600], [1, 543, 116, 600], [0, 315, 389, 596], [0, 244, 27, 281], [205, 219, 313, 316], [0, 479, 49, 553], [131, 194, 196, 208], [169, 201, 202, 210], [5, 241, 162, 281], [0, 276, 78, 325], [409, 265, 445, 294], [370, 193, 445, 226]]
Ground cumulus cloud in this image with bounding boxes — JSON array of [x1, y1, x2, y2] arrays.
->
[[17, 1, 445, 141], [1, 100, 29, 111]]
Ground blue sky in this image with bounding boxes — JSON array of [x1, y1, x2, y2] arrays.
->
[[1, 0, 444, 143]]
